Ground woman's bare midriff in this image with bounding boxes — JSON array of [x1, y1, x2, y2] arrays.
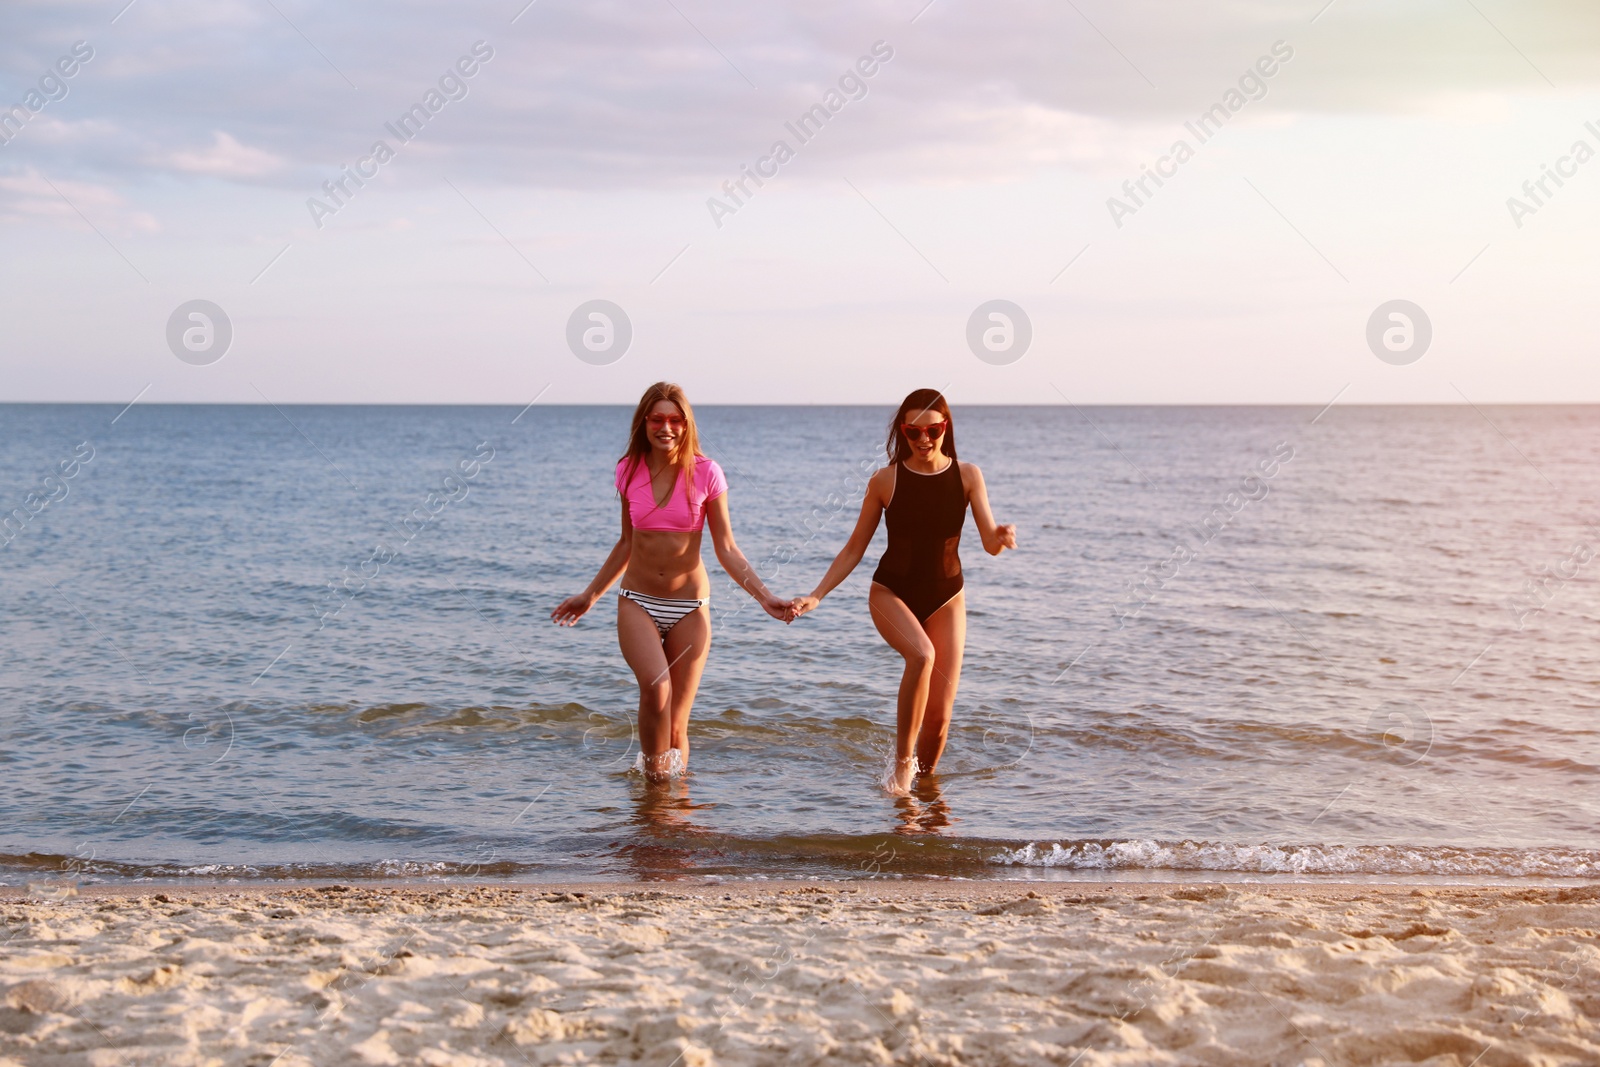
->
[[622, 529, 710, 598]]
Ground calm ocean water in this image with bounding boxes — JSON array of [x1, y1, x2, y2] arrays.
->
[[1, 403, 1597, 886]]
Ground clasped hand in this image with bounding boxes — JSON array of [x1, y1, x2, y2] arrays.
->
[[762, 593, 826, 623], [760, 593, 800, 624]]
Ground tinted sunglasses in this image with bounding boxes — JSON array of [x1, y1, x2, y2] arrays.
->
[[900, 421, 947, 442], [647, 415, 686, 429]]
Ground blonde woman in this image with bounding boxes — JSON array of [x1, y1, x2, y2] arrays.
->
[[552, 382, 793, 780]]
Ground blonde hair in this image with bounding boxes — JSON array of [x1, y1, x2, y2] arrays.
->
[[619, 382, 703, 513]]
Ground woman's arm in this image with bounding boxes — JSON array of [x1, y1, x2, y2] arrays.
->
[[705, 493, 793, 622], [792, 466, 890, 616], [551, 500, 633, 626], [962, 462, 1017, 556]]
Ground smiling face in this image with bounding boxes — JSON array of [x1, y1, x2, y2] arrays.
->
[[645, 399, 686, 456], [901, 408, 949, 462]]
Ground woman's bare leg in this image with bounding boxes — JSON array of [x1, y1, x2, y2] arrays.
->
[[661, 606, 711, 770], [916, 592, 966, 773], [616, 596, 675, 781], [869, 583, 936, 795]]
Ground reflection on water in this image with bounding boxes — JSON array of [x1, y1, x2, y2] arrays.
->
[[894, 776, 955, 836], [618, 775, 715, 880]]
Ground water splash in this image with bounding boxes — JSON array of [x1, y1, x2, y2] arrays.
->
[[880, 752, 922, 796], [631, 748, 687, 779], [991, 839, 1600, 879]]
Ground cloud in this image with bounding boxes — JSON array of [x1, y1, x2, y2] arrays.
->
[[0, 168, 159, 233], [165, 131, 284, 178], [3, 0, 1600, 194]]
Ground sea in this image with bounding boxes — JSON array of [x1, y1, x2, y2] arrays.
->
[[1, 403, 1597, 887]]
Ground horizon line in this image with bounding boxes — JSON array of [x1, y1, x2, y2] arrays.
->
[[4, 399, 1599, 408]]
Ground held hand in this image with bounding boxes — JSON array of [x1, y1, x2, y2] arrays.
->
[[790, 595, 821, 619], [996, 523, 1018, 552], [760, 593, 797, 624], [551, 592, 596, 626]]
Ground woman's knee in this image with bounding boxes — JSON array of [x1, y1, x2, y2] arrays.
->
[[637, 677, 672, 710], [903, 642, 937, 674]]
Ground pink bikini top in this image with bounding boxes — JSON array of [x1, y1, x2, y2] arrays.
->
[[614, 456, 727, 532]]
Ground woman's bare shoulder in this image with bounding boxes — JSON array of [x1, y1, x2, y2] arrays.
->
[[867, 462, 898, 497]]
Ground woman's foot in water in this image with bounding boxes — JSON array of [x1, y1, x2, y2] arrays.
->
[[639, 747, 686, 782], [886, 754, 918, 796]]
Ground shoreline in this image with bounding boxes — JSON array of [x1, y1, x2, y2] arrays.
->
[[4, 880, 1597, 1065], [8, 877, 1599, 902]]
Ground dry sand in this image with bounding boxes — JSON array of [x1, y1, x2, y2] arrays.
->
[[1, 880, 1597, 1066]]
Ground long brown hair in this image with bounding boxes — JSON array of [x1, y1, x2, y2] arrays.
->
[[619, 382, 703, 510], [886, 388, 956, 465]]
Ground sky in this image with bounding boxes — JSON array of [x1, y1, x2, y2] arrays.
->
[[3, 0, 1600, 405]]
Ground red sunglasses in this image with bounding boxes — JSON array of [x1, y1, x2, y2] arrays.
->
[[900, 421, 947, 442], [647, 414, 686, 429]]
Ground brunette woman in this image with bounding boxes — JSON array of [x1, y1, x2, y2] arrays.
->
[[552, 382, 793, 781], [792, 389, 1016, 794]]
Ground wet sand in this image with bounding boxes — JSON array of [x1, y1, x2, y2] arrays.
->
[[2, 880, 1597, 1065]]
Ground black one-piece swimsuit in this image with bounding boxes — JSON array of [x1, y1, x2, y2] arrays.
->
[[871, 459, 969, 624]]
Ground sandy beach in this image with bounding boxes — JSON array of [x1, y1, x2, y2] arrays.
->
[[1, 881, 1596, 1066]]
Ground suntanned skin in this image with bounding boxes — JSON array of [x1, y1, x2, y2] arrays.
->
[[791, 407, 1016, 795], [551, 399, 794, 781]]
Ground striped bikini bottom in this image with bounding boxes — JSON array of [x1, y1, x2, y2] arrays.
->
[[619, 589, 709, 637]]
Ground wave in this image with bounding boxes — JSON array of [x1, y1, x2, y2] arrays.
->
[[8, 835, 1599, 886], [0, 852, 544, 882], [991, 840, 1600, 879], [13, 699, 1598, 784]]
